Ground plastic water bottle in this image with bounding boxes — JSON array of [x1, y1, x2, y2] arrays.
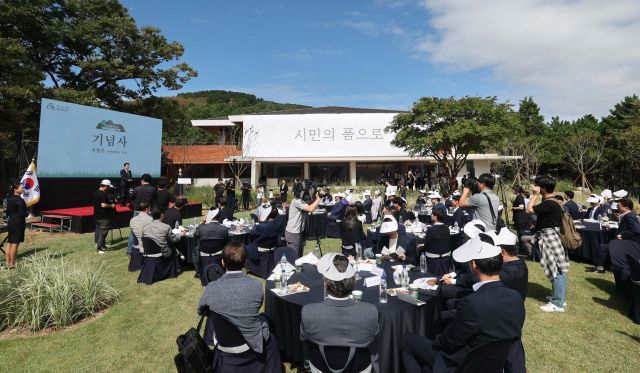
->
[[598, 214, 603, 229], [454, 221, 459, 231], [313, 245, 320, 259], [193, 217, 197, 226], [280, 270, 287, 295], [280, 253, 288, 269], [356, 243, 362, 261], [377, 217, 381, 227], [175, 220, 179, 230], [402, 265, 409, 289], [379, 275, 388, 303], [420, 253, 427, 273]]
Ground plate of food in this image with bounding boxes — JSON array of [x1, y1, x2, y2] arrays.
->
[[387, 288, 409, 297], [392, 264, 414, 270], [289, 282, 309, 293]]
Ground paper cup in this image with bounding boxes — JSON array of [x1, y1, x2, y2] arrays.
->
[[295, 259, 303, 273], [375, 254, 382, 265], [409, 284, 419, 299], [352, 290, 363, 302]]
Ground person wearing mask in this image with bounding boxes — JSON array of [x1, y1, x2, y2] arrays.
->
[[459, 173, 501, 230], [327, 193, 347, 222], [128, 174, 158, 256], [94, 180, 117, 254], [401, 234, 525, 373], [449, 195, 465, 228], [197, 242, 281, 370], [512, 185, 528, 233], [279, 179, 288, 203], [339, 206, 366, 257], [374, 216, 415, 265], [563, 191, 579, 214], [589, 198, 640, 274], [300, 253, 379, 373], [226, 178, 236, 212], [214, 178, 225, 207], [241, 179, 253, 211], [286, 188, 323, 256], [371, 190, 383, 221], [584, 194, 605, 220], [120, 162, 132, 207], [526, 175, 568, 312], [129, 202, 152, 254], [5, 179, 28, 267], [155, 180, 176, 209]]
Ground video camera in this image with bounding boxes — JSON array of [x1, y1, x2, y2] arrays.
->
[[464, 177, 480, 194], [296, 180, 326, 203], [106, 189, 123, 205]]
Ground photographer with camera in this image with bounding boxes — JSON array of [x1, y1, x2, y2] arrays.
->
[[94, 180, 117, 254], [127, 174, 158, 256], [241, 179, 252, 210], [459, 173, 501, 230], [285, 181, 324, 256]]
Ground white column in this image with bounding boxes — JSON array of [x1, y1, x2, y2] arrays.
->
[[250, 159, 258, 187], [303, 163, 310, 179], [350, 161, 357, 187]]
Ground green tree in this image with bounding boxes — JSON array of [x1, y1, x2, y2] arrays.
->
[[600, 95, 640, 189], [386, 96, 515, 191]]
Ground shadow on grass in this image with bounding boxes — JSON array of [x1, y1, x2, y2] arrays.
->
[[617, 330, 640, 343], [17, 248, 74, 261], [592, 297, 629, 317], [585, 277, 618, 295], [526, 282, 551, 304]]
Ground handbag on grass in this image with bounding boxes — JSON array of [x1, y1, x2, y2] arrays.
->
[[174, 313, 215, 373]]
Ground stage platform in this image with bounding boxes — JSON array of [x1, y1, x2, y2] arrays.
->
[[39, 203, 204, 234]]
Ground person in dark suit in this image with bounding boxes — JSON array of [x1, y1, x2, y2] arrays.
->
[[443, 192, 452, 209], [449, 196, 465, 228], [339, 206, 367, 257], [511, 185, 528, 233], [120, 162, 132, 206], [563, 191, 579, 214], [417, 207, 451, 255], [246, 206, 283, 260], [327, 193, 347, 222], [367, 207, 407, 257], [393, 197, 408, 222], [218, 197, 235, 222], [362, 190, 373, 213], [241, 179, 252, 211], [194, 209, 229, 241], [584, 194, 605, 220], [374, 216, 415, 265], [589, 198, 640, 273], [279, 179, 289, 203], [401, 234, 525, 373], [441, 220, 487, 299], [430, 193, 446, 211], [491, 228, 529, 300]]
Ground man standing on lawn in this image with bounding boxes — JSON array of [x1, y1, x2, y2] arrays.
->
[[526, 175, 568, 313]]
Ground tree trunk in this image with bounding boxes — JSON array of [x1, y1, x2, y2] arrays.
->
[[581, 173, 586, 192]]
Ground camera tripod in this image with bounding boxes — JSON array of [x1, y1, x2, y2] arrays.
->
[[109, 208, 124, 245], [495, 175, 512, 230]]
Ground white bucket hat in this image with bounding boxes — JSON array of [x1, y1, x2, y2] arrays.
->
[[586, 194, 600, 203], [453, 234, 501, 263], [614, 189, 628, 198], [380, 215, 399, 233], [318, 253, 355, 281], [374, 190, 381, 195], [463, 220, 487, 239], [258, 204, 273, 222], [601, 189, 612, 199], [486, 228, 517, 246]]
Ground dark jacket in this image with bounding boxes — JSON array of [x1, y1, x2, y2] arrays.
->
[[452, 263, 479, 289], [370, 224, 406, 249], [449, 208, 465, 228], [433, 202, 447, 212], [280, 184, 288, 195], [420, 224, 451, 256], [585, 206, 605, 220], [246, 219, 283, 260], [445, 199, 453, 209], [374, 234, 415, 265], [220, 206, 235, 222], [563, 199, 579, 214], [6, 195, 27, 227], [431, 281, 525, 372], [500, 259, 529, 300], [162, 207, 183, 227], [328, 200, 346, 221], [120, 169, 131, 184], [195, 221, 230, 242], [131, 184, 158, 210], [618, 212, 640, 244], [362, 198, 373, 213], [339, 220, 366, 249]]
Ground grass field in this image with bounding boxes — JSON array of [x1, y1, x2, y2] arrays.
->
[[1, 208, 639, 373]]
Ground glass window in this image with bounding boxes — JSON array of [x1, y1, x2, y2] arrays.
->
[[275, 164, 302, 180], [310, 164, 349, 185]]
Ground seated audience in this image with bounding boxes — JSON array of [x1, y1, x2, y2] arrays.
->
[[374, 216, 415, 265], [327, 193, 347, 221], [449, 195, 465, 228], [393, 197, 409, 222], [417, 207, 450, 255], [368, 206, 407, 255], [601, 189, 613, 211], [563, 191, 579, 214], [340, 206, 366, 257], [195, 208, 228, 240], [162, 198, 185, 227], [443, 191, 452, 209], [362, 190, 373, 213], [589, 198, 640, 274], [300, 253, 378, 372], [255, 197, 270, 218], [430, 193, 446, 211], [197, 242, 281, 370], [246, 205, 283, 260], [273, 195, 283, 210], [384, 191, 395, 209], [440, 220, 486, 299], [401, 234, 525, 373], [585, 194, 605, 220], [416, 190, 428, 206], [142, 206, 185, 258], [355, 200, 366, 224], [218, 197, 235, 222], [493, 228, 529, 300], [371, 190, 382, 220], [129, 202, 152, 253]]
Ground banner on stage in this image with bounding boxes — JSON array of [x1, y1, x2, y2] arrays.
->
[[37, 99, 162, 178], [21, 162, 40, 207], [243, 113, 407, 158]]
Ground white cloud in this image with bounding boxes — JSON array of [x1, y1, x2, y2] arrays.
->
[[375, 0, 410, 9], [342, 20, 379, 36], [415, 0, 640, 119]]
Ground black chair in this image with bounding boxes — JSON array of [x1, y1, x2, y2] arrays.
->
[[245, 235, 280, 279], [570, 211, 583, 220], [197, 239, 226, 286], [274, 246, 299, 264], [128, 235, 145, 272], [308, 342, 372, 373], [625, 253, 640, 324], [339, 229, 359, 257], [250, 213, 258, 224], [202, 263, 225, 286], [137, 237, 176, 285], [504, 336, 527, 373], [424, 239, 452, 277], [325, 221, 341, 239], [455, 339, 513, 373]]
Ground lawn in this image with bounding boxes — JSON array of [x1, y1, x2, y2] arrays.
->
[[0, 208, 639, 373]]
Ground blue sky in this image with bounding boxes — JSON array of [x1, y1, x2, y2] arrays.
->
[[122, 0, 640, 120]]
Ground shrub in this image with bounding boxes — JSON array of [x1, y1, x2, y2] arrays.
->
[[0, 254, 119, 332]]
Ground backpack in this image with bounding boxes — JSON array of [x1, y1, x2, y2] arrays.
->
[[174, 314, 215, 373], [549, 199, 582, 250]]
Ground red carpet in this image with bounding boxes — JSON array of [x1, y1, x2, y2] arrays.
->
[[41, 202, 201, 217]]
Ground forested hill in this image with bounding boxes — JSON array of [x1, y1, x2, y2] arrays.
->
[[162, 90, 310, 143]]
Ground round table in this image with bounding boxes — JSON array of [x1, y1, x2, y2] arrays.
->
[[181, 227, 254, 264], [365, 227, 463, 253], [265, 262, 443, 373], [282, 209, 328, 241], [571, 220, 618, 261]]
